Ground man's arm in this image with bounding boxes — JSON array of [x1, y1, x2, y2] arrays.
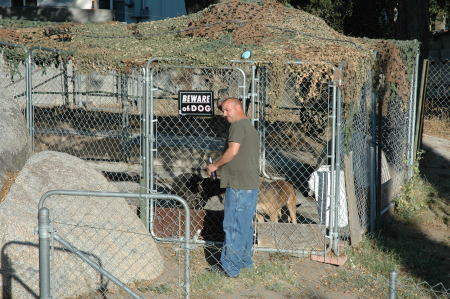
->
[[207, 142, 240, 176]]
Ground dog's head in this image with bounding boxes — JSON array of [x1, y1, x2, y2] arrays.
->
[[199, 178, 225, 200], [171, 173, 205, 209]]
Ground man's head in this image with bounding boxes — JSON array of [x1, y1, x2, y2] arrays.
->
[[220, 97, 246, 123]]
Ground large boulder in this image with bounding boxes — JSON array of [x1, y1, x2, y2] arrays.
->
[[0, 151, 164, 299], [0, 90, 30, 188]]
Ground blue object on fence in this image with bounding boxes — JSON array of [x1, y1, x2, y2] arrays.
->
[[241, 50, 251, 59]]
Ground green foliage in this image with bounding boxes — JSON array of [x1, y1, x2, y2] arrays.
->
[[0, 46, 27, 80], [393, 152, 427, 219], [300, 0, 353, 33], [429, 0, 450, 22], [349, 236, 401, 275], [387, 39, 420, 83]]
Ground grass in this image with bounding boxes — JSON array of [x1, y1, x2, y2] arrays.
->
[[321, 146, 449, 298]]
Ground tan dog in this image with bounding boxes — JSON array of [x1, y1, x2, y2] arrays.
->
[[256, 180, 298, 224]]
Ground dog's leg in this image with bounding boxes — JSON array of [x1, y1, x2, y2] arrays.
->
[[287, 199, 298, 224], [269, 212, 279, 223]]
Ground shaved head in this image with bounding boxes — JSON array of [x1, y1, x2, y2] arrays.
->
[[221, 97, 245, 123]]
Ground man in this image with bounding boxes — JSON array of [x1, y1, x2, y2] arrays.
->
[[207, 97, 260, 278]]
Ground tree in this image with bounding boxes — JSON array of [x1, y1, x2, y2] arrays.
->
[[429, 0, 449, 29], [282, 0, 353, 33]]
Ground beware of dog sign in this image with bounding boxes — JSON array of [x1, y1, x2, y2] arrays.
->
[[178, 90, 214, 116]]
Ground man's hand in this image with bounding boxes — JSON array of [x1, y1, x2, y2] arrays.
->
[[205, 142, 240, 177], [207, 163, 218, 177]]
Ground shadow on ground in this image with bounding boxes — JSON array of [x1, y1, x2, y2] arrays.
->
[[373, 138, 449, 287]]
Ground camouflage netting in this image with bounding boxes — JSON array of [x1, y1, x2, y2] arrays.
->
[[0, 0, 419, 106]]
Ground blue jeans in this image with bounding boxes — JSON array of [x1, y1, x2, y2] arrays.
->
[[220, 187, 259, 277]]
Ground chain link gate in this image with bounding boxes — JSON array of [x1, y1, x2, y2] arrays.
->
[[251, 63, 343, 256], [38, 190, 191, 299], [143, 60, 247, 246]]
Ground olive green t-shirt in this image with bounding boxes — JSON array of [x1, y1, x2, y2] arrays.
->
[[219, 118, 260, 189]]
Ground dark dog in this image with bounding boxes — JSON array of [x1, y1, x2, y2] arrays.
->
[[171, 173, 225, 209], [256, 180, 298, 224]]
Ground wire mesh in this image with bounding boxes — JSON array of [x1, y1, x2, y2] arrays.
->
[[341, 78, 373, 233], [147, 64, 245, 243], [425, 61, 450, 121], [30, 48, 143, 193], [0, 43, 429, 297], [40, 192, 188, 299], [253, 64, 335, 254], [380, 89, 411, 198]]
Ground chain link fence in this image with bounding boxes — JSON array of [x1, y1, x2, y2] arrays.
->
[[341, 76, 373, 234], [0, 44, 435, 297], [425, 61, 450, 121], [29, 48, 144, 193], [379, 54, 419, 206]]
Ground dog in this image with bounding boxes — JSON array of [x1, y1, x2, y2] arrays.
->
[[256, 180, 298, 224], [171, 173, 225, 209]]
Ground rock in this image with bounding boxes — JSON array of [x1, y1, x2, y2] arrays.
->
[[0, 90, 31, 188], [0, 151, 164, 299]]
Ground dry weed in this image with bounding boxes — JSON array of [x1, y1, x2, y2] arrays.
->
[[0, 171, 19, 204]]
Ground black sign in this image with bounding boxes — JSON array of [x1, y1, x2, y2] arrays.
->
[[178, 90, 214, 116]]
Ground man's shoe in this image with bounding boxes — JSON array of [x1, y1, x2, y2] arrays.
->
[[209, 264, 238, 278]]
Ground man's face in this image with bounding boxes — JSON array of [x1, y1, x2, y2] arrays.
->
[[221, 101, 237, 123]]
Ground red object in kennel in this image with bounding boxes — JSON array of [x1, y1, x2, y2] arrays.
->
[[152, 208, 224, 241]]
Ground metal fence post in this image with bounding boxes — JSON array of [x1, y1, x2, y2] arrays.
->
[[38, 207, 51, 299], [329, 79, 337, 252], [333, 84, 343, 254], [407, 52, 420, 178], [389, 270, 398, 299], [369, 90, 377, 232], [25, 48, 34, 152]]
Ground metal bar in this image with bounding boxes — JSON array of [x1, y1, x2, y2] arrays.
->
[[34, 127, 140, 139], [333, 83, 343, 254], [415, 59, 429, 155], [53, 233, 142, 299], [38, 207, 51, 299], [370, 86, 377, 232], [389, 270, 398, 299], [329, 79, 337, 251], [63, 62, 69, 105], [407, 52, 420, 178], [26, 49, 34, 152], [250, 65, 257, 126], [254, 247, 326, 256], [235, 67, 247, 121]]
